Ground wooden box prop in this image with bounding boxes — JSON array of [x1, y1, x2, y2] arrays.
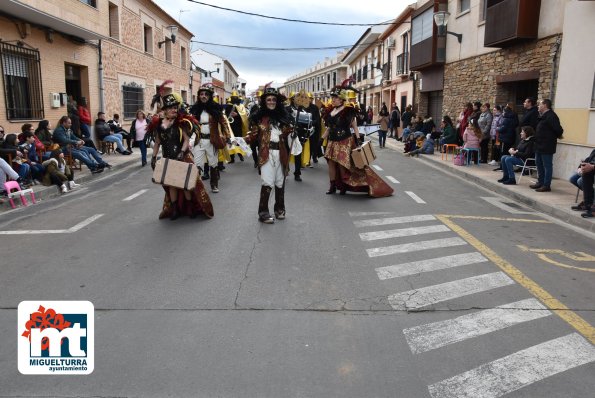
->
[[152, 158, 199, 190], [351, 141, 376, 169]]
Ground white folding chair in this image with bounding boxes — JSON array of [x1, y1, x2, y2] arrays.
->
[[518, 158, 537, 183]]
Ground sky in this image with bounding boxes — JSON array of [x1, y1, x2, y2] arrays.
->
[[152, 0, 415, 92]]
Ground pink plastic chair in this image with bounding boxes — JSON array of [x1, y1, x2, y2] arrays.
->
[[3, 180, 36, 209]]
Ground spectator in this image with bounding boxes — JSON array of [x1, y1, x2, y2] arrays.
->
[[42, 149, 79, 193], [130, 109, 149, 166], [439, 115, 458, 149], [478, 103, 493, 164], [497, 126, 535, 185], [488, 105, 503, 165], [0, 156, 20, 190], [108, 113, 133, 152], [52, 115, 109, 173], [574, 152, 594, 218], [401, 122, 413, 143], [463, 119, 482, 163], [400, 105, 413, 140], [413, 115, 424, 133], [366, 106, 373, 124], [0, 133, 31, 184], [389, 103, 400, 139], [531, 99, 564, 192], [377, 109, 389, 148], [95, 112, 130, 155], [77, 97, 92, 140], [20, 131, 45, 182], [521, 97, 539, 130], [407, 134, 435, 157], [569, 149, 595, 211], [457, 102, 473, 142], [421, 115, 436, 136], [67, 95, 81, 137], [494, 105, 519, 170]]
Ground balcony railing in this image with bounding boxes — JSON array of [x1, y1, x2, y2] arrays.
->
[[396, 52, 409, 76]]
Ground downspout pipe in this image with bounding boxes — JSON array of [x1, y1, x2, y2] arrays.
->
[[97, 39, 105, 112], [549, 35, 562, 105]]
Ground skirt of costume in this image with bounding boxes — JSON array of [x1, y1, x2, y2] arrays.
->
[[326, 136, 393, 198], [158, 152, 214, 219]]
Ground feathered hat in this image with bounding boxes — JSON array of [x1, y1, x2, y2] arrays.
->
[[259, 82, 286, 103], [330, 78, 358, 101], [151, 80, 180, 111], [197, 83, 215, 96]]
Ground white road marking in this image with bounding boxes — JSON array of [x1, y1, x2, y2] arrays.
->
[[480, 196, 534, 214], [354, 214, 436, 228], [348, 211, 396, 217], [123, 189, 148, 201], [388, 271, 515, 310], [367, 237, 467, 258], [372, 164, 383, 171], [0, 214, 104, 235], [427, 333, 595, 398], [359, 225, 450, 241], [375, 252, 488, 280], [404, 298, 552, 354], [405, 191, 426, 204], [68, 214, 104, 232], [386, 176, 400, 183]]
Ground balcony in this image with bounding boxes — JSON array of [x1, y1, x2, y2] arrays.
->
[[396, 53, 409, 76], [484, 0, 541, 48]]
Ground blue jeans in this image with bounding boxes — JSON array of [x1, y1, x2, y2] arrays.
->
[[103, 133, 125, 151], [535, 152, 553, 187], [501, 155, 524, 181], [68, 146, 105, 170], [17, 162, 31, 179], [378, 130, 387, 147], [135, 140, 147, 164], [80, 123, 91, 138], [569, 172, 583, 190]]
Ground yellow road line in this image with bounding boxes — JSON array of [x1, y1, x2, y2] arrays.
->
[[441, 215, 551, 223], [436, 214, 595, 345]]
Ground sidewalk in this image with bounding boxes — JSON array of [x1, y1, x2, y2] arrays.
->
[[376, 135, 595, 233], [1, 148, 151, 212]]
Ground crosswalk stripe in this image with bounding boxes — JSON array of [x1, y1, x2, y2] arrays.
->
[[348, 211, 395, 217], [360, 225, 450, 241], [372, 164, 383, 171], [427, 333, 595, 398], [404, 298, 552, 354], [354, 214, 436, 228], [386, 176, 400, 183], [376, 252, 488, 280], [367, 237, 467, 258], [388, 271, 515, 310], [405, 191, 426, 204]]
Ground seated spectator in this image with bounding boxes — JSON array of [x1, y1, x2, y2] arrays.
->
[[497, 126, 535, 185], [570, 148, 595, 217], [108, 113, 132, 152], [0, 133, 31, 185], [20, 131, 45, 182], [401, 122, 413, 142], [53, 115, 110, 173], [463, 119, 482, 164], [34, 120, 57, 159], [403, 131, 416, 154], [0, 156, 20, 191], [413, 115, 424, 133], [407, 134, 435, 157], [421, 115, 436, 136], [439, 115, 458, 150], [96, 112, 130, 155], [42, 149, 79, 193]]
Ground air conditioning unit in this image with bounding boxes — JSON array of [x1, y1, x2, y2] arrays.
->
[[387, 38, 396, 48], [50, 93, 60, 108]]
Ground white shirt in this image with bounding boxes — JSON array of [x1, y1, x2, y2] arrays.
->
[[270, 125, 281, 143], [200, 111, 210, 135]]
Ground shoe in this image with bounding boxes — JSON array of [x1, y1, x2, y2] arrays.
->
[[313, 159, 318, 164], [142, 160, 147, 167], [238, 154, 244, 162], [571, 202, 586, 211], [326, 181, 336, 194], [104, 163, 112, 169], [116, 148, 123, 154], [254, 163, 258, 168], [170, 202, 180, 220], [503, 179, 516, 185], [581, 208, 593, 218], [295, 175, 302, 182], [497, 178, 507, 183], [91, 167, 103, 174], [68, 181, 80, 189], [529, 183, 543, 189], [201, 175, 210, 181], [211, 186, 219, 193], [60, 184, 68, 193], [535, 186, 551, 192], [127, 148, 133, 153], [98, 150, 105, 155], [124, 150, 132, 155], [489, 160, 497, 166], [259, 215, 274, 224], [308, 163, 314, 168], [493, 167, 502, 171]]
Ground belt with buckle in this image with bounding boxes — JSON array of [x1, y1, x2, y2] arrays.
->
[[269, 141, 280, 150]]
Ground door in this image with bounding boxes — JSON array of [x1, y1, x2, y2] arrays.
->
[[427, 90, 443, 125]]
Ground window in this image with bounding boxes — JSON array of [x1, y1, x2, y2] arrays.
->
[[122, 83, 144, 119], [164, 39, 172, 63], [144, 24, 153, 54], [108, 2, 119, 40], [79, 0, 97, 7], [181, 90, 187, 103], [411, 8, 434, 45], [479, 0, 488, 22], [459, 0, 470, 13], [180, 46, 186, 69], [1, 42, 44, 120]]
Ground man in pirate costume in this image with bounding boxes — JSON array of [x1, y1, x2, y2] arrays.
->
[[322, 80, 393, 198], [246, 86, 294, 224], [284, 92, 303, 181], [224, 91, 247, 163], [190, 83, 231, 193], [149, 82, 214, 220], [306, 92, 322, 165]]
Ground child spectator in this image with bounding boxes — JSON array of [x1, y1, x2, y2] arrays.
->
[[42, 149, 79, 193], [408, 134, 435, 157]]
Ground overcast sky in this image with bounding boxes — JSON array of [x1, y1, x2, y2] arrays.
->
[[153, 0, 414, 92]]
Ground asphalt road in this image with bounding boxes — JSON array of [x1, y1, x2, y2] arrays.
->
[[1, 144, 594, 397]]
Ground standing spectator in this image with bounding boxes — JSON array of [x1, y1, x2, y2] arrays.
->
[[377, 109, 389, 148], [367, 106, 373, 124], [531, 99, 564, 192], [108, 113, 132, 152], [95, 112, 130, 155], [77, 97, 92, 140], [497, 126, 535, 185], [521, 97, 539, 130], [494, 105, 518, 170], [457, 102, 473, 142], [400, 105, 413, 141], [489, 105, 503, 165], [381, 102, 388, 115], [389, 103, 400, 139], [130, 109, 149, 166], [67, 95, 81, 137], [478, 103, 493, 164]]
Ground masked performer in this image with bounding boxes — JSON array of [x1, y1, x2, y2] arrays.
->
[[322, 81, 393, 197], [190, 84, 230, 193], [149, 85, 214, 220], [246, 86, 293, 224]]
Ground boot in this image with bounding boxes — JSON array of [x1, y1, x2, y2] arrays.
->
[[218, 161, 226, 171], [326, 180, 336, 194], [170, 200, 180, 221], [210, 166, 219, 193], [258, 186, 274, 224], [201, 163, 210, 180], [274, 186, 285, 220], [337, 180, 347, 195]]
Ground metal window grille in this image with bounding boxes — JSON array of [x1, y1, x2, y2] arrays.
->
[[1, 42, 44, 120], [79, 0, 97, 7], [122, 83, 144, 119]]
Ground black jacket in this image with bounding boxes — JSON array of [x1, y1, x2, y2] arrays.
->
[[534, 110, 563, 154], [513, 136, 535, 161], [520, 106, 539, 130], [94, 119, 112, 140], [497, 109, 518, 145]]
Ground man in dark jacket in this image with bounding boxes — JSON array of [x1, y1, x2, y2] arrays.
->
[[95, 112, 130, 155], [571, 149, 595, 218], [521, 97, 539, 130], [530, 99, 564, 192]]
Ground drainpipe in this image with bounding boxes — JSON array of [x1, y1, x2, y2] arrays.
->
[[549, 35, 561, 104], [97, 39, 105, 112]]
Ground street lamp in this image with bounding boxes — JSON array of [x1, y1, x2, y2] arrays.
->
[[433, 11, 462, 43], [204, 62, 221, 77], [158, 25, 178, 48]]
